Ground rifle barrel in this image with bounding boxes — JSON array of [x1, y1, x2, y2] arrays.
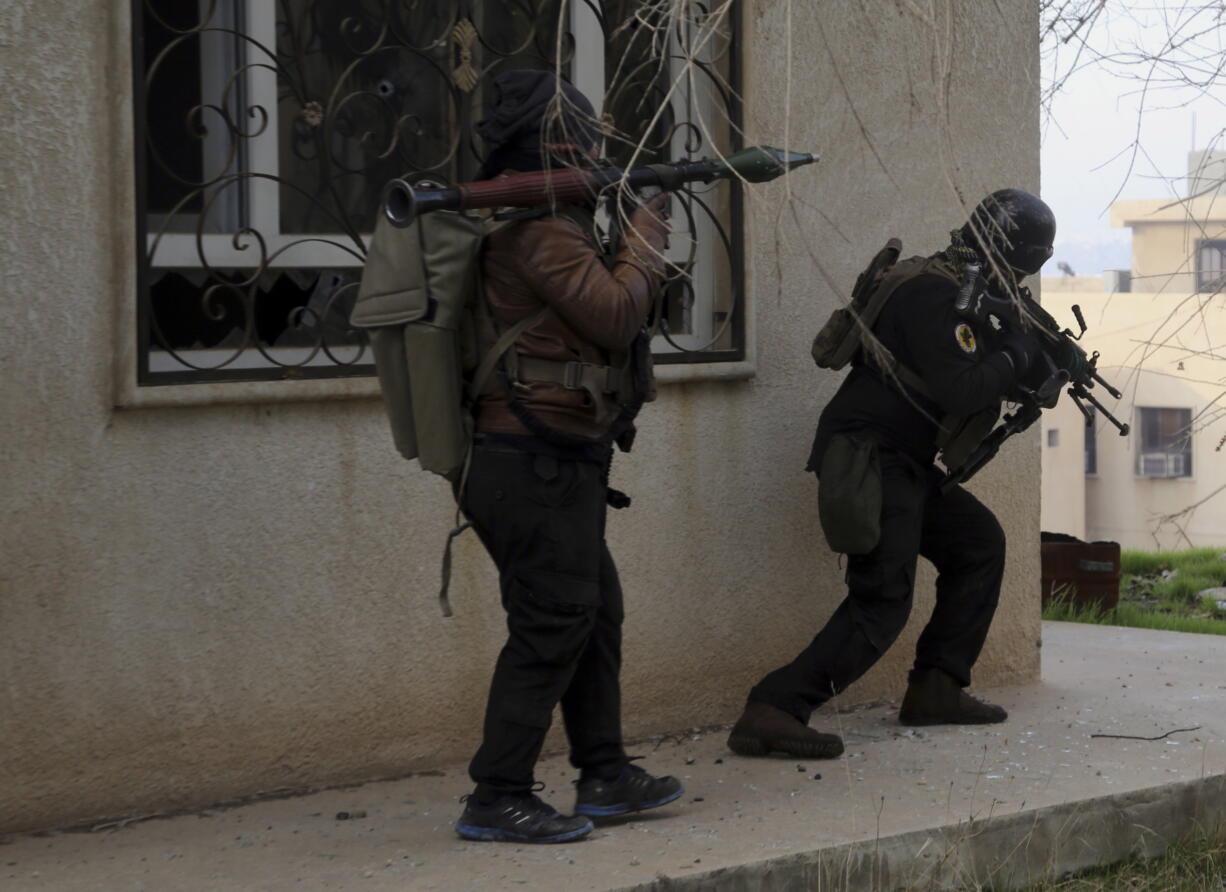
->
[[1074, 384, 1130, 435], [1090, 368, 1124, 400]]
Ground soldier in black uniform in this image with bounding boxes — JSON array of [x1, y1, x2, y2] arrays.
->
[[728, 189, 1056, 759]]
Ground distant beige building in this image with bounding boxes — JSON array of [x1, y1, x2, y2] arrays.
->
[[1041, 151, 1226, 549]]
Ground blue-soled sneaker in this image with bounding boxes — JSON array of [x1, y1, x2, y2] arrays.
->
[[455, 793, 593, 844], [574, 764, 684, 817]]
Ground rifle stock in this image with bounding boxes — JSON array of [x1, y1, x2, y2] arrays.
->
[[940, 293, 1129, 490], [941, 404, 1041, 492]]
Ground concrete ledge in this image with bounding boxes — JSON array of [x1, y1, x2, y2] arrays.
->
[[4, 623, 1226, 890], [620, 775, 1226, 891]]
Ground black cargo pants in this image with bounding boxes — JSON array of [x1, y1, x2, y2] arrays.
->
[[749, 447, 1006, 723], [461, 442, 626, 800]]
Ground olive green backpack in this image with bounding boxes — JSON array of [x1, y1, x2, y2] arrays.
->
[[349, 210, 544, 483], [351, 209, 549, 616]]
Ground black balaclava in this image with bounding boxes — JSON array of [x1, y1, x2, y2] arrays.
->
[[475, 70, 601, 179]]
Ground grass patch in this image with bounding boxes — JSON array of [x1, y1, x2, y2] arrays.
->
[[1015, 829, 1226, 890], [1042, 597, 1226, 636], [1043, 546, 1226, 635], [1120, 546, 1223, 577], [1120, 547, 1226, 603]]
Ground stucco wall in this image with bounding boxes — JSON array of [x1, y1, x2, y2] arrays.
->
[[0, 0, 1040, 834]]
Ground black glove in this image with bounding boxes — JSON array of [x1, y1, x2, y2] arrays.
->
[[999, 332, 1040, 376]]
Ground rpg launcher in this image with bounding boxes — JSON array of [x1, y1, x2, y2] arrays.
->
[[382, 145, 819, 229], [941, 288, 1130, 492]]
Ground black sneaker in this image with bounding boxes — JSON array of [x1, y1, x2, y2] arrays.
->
[[574, 763, 684, 817], [455, 793, 593, 844]]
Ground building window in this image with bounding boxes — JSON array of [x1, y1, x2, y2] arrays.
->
[[1136, 407, 1192, 478], [1047, 428, 1059, 447], [133, 1, 743, 386], [1084, 416, 1096, 475], [1197, 240, 1226, 293]]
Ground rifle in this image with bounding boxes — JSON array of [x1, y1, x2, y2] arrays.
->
[[381, 145, 818, 229], [941, 286, 1130, 492]]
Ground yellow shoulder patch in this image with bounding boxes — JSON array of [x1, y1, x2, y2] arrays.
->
[[955, 323, 977, 354]]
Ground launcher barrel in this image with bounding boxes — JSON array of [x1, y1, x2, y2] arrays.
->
[[382, 145, 819, 228]]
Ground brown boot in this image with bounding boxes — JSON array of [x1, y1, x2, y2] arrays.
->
[[727, 701, 844, 758], [898, 668, 1007, 726]]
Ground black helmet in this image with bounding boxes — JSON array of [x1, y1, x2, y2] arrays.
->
[[960, 188, 1056, 276]]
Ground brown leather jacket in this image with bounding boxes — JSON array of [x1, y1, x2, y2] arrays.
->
[[475, 208, 668, 440]]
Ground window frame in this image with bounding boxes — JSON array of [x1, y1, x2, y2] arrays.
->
[[1084, 415, 1097, 476], [129, 0, 746, 393], [1196, 239, 1226, 294], [1134, 406, 1193, 479]]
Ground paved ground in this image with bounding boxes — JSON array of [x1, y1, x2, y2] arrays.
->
[[4, 621, 1226, 890]]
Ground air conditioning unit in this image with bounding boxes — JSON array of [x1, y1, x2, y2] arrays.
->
[[1139, 453, 1167, 476], [1139, 452, 1187, 477]]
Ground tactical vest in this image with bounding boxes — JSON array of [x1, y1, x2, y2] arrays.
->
[[810, 241, 1000, 472], [485, 205, 655, 454], [351, 204, 653, 481]]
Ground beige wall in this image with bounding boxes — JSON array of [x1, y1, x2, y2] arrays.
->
[[1038, 275, 1110, 294], [1111, 198, 1226, 294], [1040, 291, 1226, 549], [0, 0, 1041, 834], [1040, 395, 1087, 540]]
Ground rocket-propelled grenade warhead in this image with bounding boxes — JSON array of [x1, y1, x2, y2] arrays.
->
[[717, 145, 820, 183], [382, 145, 819, 228]]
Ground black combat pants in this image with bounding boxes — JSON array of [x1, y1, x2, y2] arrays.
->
[[461, 443, 626, 800], [749, 448, 1006, 723]]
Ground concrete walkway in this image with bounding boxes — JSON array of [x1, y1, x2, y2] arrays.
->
[[5, 622, 1226, 891]]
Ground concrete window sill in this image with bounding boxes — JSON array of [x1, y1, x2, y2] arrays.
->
[[655, 359, 756, 384], [114, 359, 756, 409]]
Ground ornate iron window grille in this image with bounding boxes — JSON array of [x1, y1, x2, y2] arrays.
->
[[132, 1, 744, 386]]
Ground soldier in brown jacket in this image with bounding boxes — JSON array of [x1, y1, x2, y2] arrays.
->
[[454, 71, 683, 844]]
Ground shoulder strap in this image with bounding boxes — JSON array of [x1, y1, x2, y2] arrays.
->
[[920, 252, 963, 285], [468, 306, 549, 402], [440, 304, 546, 620], [855, 255, 946, 401], [862, 345, 934, 401]]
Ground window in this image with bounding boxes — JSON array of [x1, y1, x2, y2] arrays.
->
[[1196, 240, 1226, 293], [134, 1, 743, 386], [1136, 407, 1192, 478], [1047, 428, 1059, 447]]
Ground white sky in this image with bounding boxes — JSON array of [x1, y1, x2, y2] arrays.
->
[[1040, 1, 1225, 275]]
